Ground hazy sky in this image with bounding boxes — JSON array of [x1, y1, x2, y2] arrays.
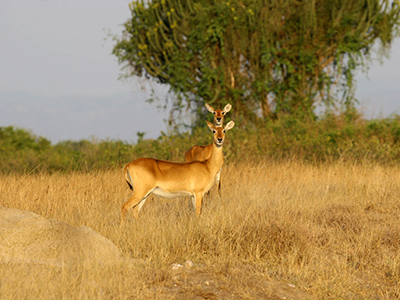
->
[[1, 1, 399, 143]]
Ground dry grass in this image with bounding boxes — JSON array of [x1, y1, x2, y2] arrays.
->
[[1, 160, 400, 299]]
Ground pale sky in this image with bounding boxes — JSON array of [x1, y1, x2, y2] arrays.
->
[[1, 1, 399, 143]]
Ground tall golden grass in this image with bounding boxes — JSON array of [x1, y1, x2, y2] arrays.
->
[[1, 160, 400, 299]]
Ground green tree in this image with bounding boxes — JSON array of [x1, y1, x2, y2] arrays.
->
[[113, 0, 400, 123]]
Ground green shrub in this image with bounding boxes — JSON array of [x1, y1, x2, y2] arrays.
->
[[3, 113, 400, 174]]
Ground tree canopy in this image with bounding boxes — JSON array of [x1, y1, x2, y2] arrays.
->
[[113, 0, 400, 124]]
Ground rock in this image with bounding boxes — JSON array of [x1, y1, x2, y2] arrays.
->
[[172, 263, 184, 270], [0, 206, 123, 267], [184, 260, 194, 269]]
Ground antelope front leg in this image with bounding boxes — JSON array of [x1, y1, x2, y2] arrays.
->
[[216, 170, 222, 200], [194, 192, 204, 216], [217, 179, 222, 199]]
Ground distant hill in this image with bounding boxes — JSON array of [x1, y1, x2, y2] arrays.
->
[[0, 91, 168, 143]]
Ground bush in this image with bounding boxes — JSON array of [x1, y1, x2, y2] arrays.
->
[[2, 113, 400, 174]]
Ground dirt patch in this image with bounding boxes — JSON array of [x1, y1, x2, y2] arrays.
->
[[151, 263, 316, 300]]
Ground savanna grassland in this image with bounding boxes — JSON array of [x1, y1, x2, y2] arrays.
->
[[1, 160, 400, 299]]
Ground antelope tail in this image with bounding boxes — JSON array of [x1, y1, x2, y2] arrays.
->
[[124, 166, 134, 190]]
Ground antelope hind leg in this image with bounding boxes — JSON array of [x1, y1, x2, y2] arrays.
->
[[121, 189, 150, 225]]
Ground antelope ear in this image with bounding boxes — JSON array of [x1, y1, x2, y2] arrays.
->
[[206, 120, 215, 131], [223, 103, 232, 113], [205, 103, 215, 113], [224, 120, 235, 131]]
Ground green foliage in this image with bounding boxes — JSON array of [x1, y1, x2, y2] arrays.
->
[[113, 0, 400, 123], [0, 126, 51, 173], [3, 114, 400, 174]]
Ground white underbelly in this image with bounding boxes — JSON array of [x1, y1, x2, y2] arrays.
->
[[151, 187, 193, 199]]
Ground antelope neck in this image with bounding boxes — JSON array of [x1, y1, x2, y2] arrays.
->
[[208, 141, 224, 168]]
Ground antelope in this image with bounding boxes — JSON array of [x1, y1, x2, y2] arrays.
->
[[184, 103, 232, 197], [184, 103, 232, 162], [121, 120, 235, 223]]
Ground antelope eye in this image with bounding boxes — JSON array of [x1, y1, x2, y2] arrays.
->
[[223, 130, 226, 133], [213, 130, 216, 134], [222, 112, 225, 115], [213, 112, 216, 115]]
